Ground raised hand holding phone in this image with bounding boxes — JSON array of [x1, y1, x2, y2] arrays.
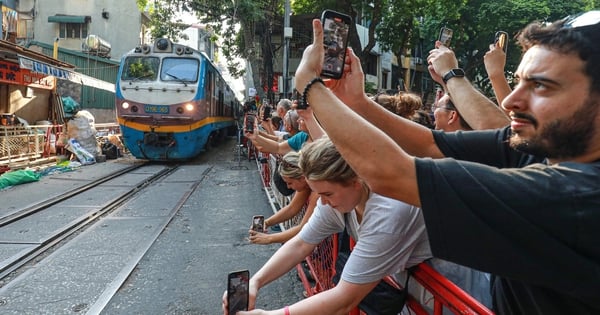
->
[[438, 27, 453, 47], [495, 31, 509, 53], [320, 10, 351, 79]]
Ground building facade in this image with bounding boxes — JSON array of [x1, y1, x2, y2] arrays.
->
[[19, 0, 148, 62]]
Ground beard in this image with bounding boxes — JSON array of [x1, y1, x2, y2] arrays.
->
[[509, 97, 599, 159]]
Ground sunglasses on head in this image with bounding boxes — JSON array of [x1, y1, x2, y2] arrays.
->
[[279, 158, 298, 170], [561, 10, 600, 29]]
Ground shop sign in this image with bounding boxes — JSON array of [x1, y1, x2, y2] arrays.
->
[[0, 60, 54, 89]]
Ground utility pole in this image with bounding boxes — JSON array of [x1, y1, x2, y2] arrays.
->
[[282, 0, 292, 98]]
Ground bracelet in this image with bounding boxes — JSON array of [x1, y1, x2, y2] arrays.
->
[[284, 305, 290, 315], [300, 77, 325, 109]]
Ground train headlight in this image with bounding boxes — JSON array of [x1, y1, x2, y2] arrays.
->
[[156, 38, 169, 50], [185, 103, 195, 111], [121, 102, 130, 110], [176, 107, 184, 114], [131, 106, 139, 113]]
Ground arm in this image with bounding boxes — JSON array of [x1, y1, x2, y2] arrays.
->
[[249, 192, 317, 245], [427, 42, 510, 130], [293, 19, 421, 206], [246, 235, 317, 311], [258, 119, 281, 141], [256, 280, 379, 315], [246, 131, 292, 155], [297, 107, 326, 140], [244, 234, 379, 315], [484, 43, 512, 109], [265, 189, 311, 227], [317, 51, 441, 158], [258, 130, 280, 142]]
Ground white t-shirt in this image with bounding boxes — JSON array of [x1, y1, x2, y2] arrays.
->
[[299, 192, 432, 284]]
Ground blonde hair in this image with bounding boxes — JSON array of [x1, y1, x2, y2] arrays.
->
[[279, 151, 303, 179], [373, 92, 422, 118], [299, 136, 356, 185]]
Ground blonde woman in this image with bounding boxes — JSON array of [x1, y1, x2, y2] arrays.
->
[[224, 136, 432, 314]]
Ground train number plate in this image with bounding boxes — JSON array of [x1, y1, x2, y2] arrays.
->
[[144, 105, 170, 114]]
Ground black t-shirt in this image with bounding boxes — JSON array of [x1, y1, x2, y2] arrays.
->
[[415, 126, 600, 314]]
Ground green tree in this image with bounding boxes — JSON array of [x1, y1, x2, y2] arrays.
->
[[435, 0, 596, 98]]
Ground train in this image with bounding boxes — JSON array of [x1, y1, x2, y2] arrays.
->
[[115, 38, 242, 161]]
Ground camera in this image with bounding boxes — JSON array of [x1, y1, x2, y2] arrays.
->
[[321, 10, 352, 79]]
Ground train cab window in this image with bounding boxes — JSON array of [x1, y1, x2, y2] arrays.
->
[[122, 57, 159, 81], [160, 58, 199, 83]]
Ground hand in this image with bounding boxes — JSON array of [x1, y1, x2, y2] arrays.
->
[[296, 106, 314, 121], [326, 48, 369, 110], [260, 119, 273, 133], [244, 120, 259, 140], [484, 43, 507, 78], [222, 290, 229, 315], [427, 41, 459, 80], [248, 230, 272, 245], [223, 280, 261, 314], [294, 19, 325, 96]]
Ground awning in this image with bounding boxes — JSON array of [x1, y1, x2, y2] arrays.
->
[[48, 15, 91, 24], [18, 56, 115, 93]]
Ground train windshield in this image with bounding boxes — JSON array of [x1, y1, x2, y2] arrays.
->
[[160, 58, 199, 83], [121, 57, 160, 81]]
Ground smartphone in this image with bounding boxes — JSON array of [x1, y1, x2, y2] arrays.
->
[[227, 270, 249, 314], [438, 27, 453, 47], [251, 215, 265, 232], [245, 114, 255, 133], [495, 31, 509, 53], [321, 10, 352, 79], [262, 106, 271, 121]]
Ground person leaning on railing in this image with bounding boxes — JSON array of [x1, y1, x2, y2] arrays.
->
[[293, 11, 600, 314], [223, 136, 432, 314], [244, 110, 312, 155], [248, 151, 318, 245]]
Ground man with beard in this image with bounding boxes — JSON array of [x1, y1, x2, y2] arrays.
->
[[292, 10, 600, 315]]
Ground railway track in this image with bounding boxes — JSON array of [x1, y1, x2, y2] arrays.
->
[[0, 162, 213, 314]]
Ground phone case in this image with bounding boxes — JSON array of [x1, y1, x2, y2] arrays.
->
[[245, 114, 255, 133], [252, 215, 265, 232], [321, 10, 352, 79], [439, 27, 453, 46], [495, 31, 508, 53], [228, 270, 249, 314]]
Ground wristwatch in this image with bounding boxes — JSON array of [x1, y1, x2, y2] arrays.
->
[[442, 68, 465, 84]]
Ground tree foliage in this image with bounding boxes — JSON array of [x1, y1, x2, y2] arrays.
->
[[146, 0, 600, 99]]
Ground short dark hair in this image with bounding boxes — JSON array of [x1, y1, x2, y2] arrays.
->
[[518, 11, 600, 94]]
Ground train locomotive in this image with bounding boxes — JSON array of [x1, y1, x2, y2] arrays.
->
[[116, 38, 241, 161]]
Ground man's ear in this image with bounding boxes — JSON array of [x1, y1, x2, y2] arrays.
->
[[447, 110, 459, 124]]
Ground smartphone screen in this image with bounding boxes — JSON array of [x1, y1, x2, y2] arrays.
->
[[262, 106, 271, 121], [227, 270, 249, 314], [252, 215, 265, 233], [495, 31, 508, 53], [245, 114, 255, 133], [438, 27, 453, 47], [321, 10, 351, 79]]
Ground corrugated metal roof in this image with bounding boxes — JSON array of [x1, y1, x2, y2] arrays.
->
[[26, 40, 119, 110]]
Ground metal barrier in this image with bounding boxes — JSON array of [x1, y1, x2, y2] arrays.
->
[[0, 125, 45, 164]]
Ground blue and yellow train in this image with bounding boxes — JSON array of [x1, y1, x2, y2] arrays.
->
[[116, 38, 242, 161]]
